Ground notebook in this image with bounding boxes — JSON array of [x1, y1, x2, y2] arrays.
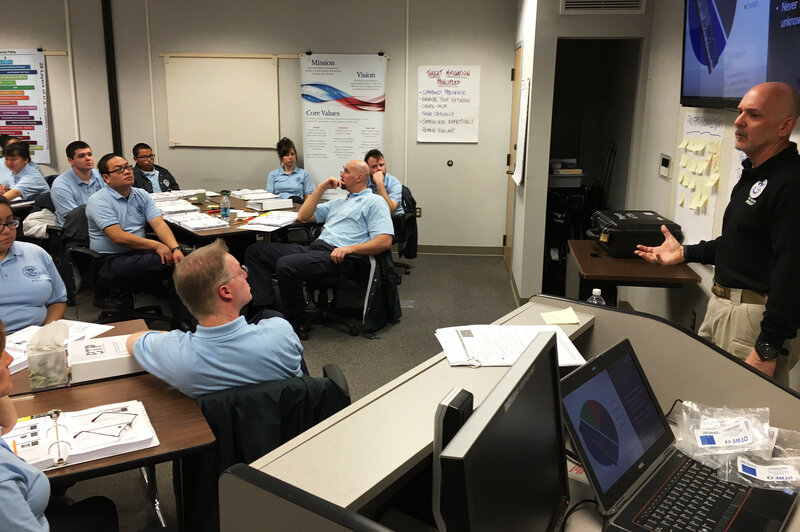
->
[[560, 339, 798, 532]]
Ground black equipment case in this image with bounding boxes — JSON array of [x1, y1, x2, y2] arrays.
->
[[588, 210, 683, 258]]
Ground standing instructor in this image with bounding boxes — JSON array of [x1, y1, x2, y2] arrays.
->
[[635, 82, 800, 385]]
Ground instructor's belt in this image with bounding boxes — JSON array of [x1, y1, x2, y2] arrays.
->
[[711, 282, 767, 305]]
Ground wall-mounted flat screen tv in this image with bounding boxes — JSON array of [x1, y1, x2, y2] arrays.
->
[[681, 0, 800, 109]]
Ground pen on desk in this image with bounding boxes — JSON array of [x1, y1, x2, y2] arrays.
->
[[17, 412, 50, 422], [12, 440, 17, 455], [207, 209, 221, 214]]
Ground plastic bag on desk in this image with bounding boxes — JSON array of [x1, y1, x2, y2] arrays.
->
[[674, 401, 773, 468], [717, 454, 800, 492]]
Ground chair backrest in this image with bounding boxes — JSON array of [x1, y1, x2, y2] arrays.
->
[[45, 174, 59, 187], [197, 375, 351, 474], [398, 185, 418, 259]]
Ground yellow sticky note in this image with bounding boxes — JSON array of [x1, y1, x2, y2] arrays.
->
[[696, 139, 706, 152], [678, 190, 685, 206], [541, 307, 580, 325], [678, 138, 689, 150], [707, 172, 720, 187], [689, 174, 697, 190], [700, 185, 710, 205], [688, 193, 699, 209], [680, 153, 688, 168]]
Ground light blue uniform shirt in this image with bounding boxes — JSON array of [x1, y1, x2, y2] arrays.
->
[[266, 167, 313, 199], [50, 168, 105, 225], [314, 188, 393, 248], [0, 440, 50, 531], [142, 169, 162, 192], [367, 172, 404, 216], [0, 241, 67, 333], [6, 163, 48, 201], [0, 158, 41, 188], [133, 315, 304, 399], [85, 186, 161, 254]]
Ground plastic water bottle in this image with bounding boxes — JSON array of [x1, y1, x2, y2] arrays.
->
[[220, 191, 231, 220], [587, 288, 606, 306]]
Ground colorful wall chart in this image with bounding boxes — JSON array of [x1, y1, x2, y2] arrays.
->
[[300, 54, 387, 183], [417, 65, 480, 143], [0, 49, 50, 164]]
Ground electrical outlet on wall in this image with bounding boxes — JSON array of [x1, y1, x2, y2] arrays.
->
[[659, 153, 672, 179]]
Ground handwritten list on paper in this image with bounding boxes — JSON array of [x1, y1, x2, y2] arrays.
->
[[417, 65, 480, 143]]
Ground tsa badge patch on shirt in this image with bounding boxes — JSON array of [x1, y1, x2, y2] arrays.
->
[[746, 179, 767, 206], [22, 265, 41, 279]]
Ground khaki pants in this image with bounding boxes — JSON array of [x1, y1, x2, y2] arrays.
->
[[698, 293, 800, 387]]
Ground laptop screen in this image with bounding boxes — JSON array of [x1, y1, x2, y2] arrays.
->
[[561, 339, 675, 510]]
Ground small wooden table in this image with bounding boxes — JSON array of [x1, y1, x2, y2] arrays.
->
[[566, 239, 701, 304]]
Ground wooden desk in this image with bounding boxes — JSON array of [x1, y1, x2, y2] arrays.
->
[[10, 373, 215, 485], [566, 239, 700, 304]]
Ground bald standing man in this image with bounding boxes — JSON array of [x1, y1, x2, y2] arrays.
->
[[245, 159, 394, 330], [636, 82, 800, 385]]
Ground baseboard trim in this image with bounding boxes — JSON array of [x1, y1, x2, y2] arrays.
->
[[417, 245, 504, 256]]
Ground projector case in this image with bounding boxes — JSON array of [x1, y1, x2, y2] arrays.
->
[[589, 210, 683, 258]]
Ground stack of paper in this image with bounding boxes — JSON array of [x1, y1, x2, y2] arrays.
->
[[434, 325, 585, 368], [174, 189, 220, 198], [243, 211, 298, 232], [6, 320, 114, 375], [68, 334, 144, 383], [246, 197, 294, 211], [1, 400, 159, 471], [149, 192, 181, 202], [164, 212, 230, 231], [231, 189, 279, 200], [155, 200, 200, 215]]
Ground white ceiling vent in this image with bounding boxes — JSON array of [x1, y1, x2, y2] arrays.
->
[[561, 0, 645, 15]]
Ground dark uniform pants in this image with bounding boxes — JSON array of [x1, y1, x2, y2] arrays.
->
[[245, 240, 338, 323]]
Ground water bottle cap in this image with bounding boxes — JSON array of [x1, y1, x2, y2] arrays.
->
[[592, 288, 602, 296]]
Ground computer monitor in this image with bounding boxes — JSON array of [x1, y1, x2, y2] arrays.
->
[[434, 332, 570, 532]]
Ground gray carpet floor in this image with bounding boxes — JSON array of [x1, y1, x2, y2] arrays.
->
[[58, 253, 517, 531]]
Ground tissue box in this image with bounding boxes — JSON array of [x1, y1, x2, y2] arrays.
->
[[28, 348, 69, 390], [68, 335, 144, 383]]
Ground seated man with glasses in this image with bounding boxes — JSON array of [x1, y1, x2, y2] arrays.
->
[[125, 239, 305, 399], [0, 197, 66, 333], [131, 143, 180, 193], [85, 153, 191, 327]]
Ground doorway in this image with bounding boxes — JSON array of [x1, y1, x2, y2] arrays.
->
[[542, 38, 641, 296]]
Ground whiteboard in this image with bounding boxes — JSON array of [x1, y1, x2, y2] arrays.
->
[[163, 55, 279, 148]]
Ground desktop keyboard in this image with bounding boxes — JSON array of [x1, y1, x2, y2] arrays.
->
[[633, 458, 748, 532]]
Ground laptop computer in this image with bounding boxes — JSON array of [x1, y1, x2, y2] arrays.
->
[[560, 338, 798, 532]]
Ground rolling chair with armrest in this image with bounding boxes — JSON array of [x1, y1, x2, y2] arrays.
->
[[300, 249, 401, 340], [392, 185, 418, 276], [178, 364, 351, 532]]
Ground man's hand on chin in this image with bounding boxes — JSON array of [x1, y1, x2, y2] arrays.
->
[[745, 348, 776, 377]]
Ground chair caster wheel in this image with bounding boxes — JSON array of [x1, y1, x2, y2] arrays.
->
[[298, 329, 309, 341]]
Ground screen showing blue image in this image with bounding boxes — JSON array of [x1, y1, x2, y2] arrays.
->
[[681, 0, 800, 107], [562, 354, 666, 492]]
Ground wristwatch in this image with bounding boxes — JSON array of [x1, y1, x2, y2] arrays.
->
[[170, 246, 181, 253], [754, 340, 787, 362]]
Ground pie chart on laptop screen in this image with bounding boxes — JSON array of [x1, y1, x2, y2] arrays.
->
[[579, 400, 619, 467]]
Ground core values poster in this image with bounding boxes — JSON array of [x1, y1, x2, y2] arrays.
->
[[300, 54, 387, 183], [0, 49, 50, 164], [417, 65, 480, 143]]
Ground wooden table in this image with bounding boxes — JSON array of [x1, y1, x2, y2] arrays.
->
[[566, 239, 701, 305]]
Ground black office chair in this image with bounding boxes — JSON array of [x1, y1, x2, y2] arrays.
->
[[392, 185, 418, 276], [300, 249, 401, 340], [179, 364, 351, 532]]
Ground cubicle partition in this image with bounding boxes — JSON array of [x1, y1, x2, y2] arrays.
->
[[219, 295, 800, 531]]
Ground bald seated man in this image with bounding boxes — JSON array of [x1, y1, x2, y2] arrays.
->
[[636, 82, 800, 386], [245, 159, 394, 330]]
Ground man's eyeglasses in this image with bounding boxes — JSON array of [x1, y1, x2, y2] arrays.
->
[[0, 218, 20, 231], [135, 154, 156, 160], [73, 410, 138, 440], [107, 164, 134, 175], [221, 264, 248, 285]]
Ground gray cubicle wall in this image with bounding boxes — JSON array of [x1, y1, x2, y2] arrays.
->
[[529, 295, 800, 432]]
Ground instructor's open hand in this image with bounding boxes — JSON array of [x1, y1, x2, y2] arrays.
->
[[634, 225, 684, 265]]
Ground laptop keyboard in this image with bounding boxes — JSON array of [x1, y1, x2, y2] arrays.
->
[[633, 458, 749, 532]]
